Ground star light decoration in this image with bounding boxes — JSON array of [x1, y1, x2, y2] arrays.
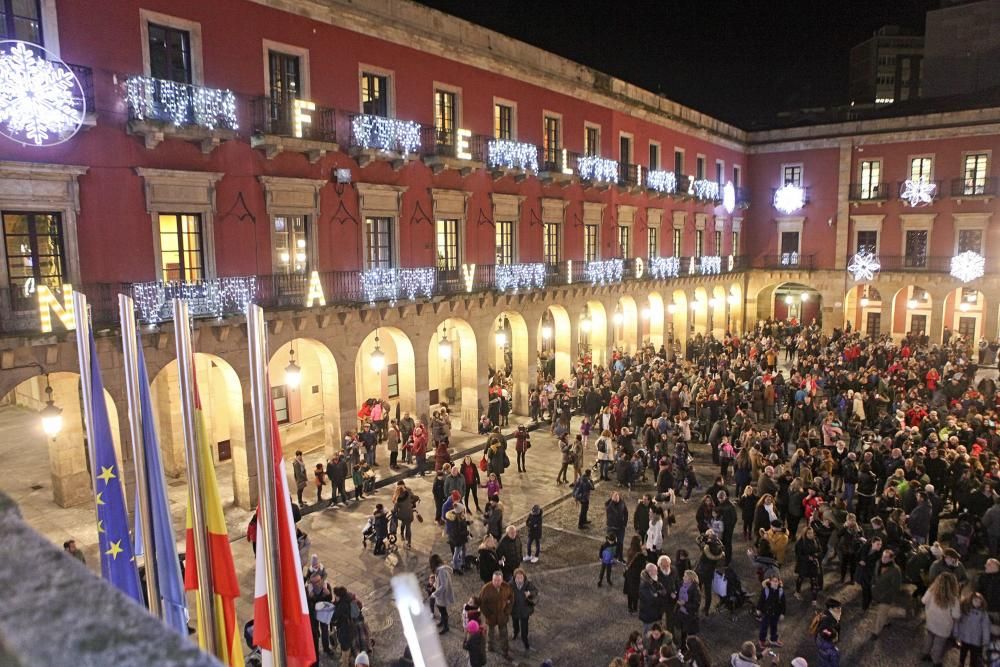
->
[[360, 267, 437, 303], [586, 258, 624, 285], [847, 251, 881, 282], [132, 277, 257, 324], [487, 140, 538, 173], [577, 155, 620, 183], [125, 76, 238, 130], [699, 256, 722, 275], [900, 178, 937, 207], [351, 114, 421, 154], [649, 256, 681, 279], [723, 181, 736, 214], [773, 184, 805, 214], [0, 40, 86, 146], [494, 263, 546, 292], [646, 170, 678, 193], [950, 251, 986, 283]]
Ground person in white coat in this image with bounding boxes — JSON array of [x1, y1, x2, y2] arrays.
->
[[646, 506, 664, 558], [921, 571, 961, 667]]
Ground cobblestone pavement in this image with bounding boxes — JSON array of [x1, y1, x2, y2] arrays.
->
[[299, 418, 969, 667]]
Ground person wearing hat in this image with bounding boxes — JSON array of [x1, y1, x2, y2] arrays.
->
[[928, 547, 968, 586], [463, 619, 486, 667], [815, 598, 842, 667]]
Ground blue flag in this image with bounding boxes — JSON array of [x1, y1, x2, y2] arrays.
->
[[135, 335, 189, 635], [87, 329, 143, 603]]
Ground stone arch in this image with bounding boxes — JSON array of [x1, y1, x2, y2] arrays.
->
[[711, 285, 728, 338], [670, 289, 688, 359], [889, 285, 933, 339], [0, 372, 123, 510], [756, 282, 822, 326], [943, 287, 983, 344], [646, 291, 665, 348], [538, 305, 572, 380], [844, 284, 883, 335], [355, 326, 417, 422], [582, 301, 608, 368], [692, 287, 709, 335], [727, 283, 744, 336], [491, 311, 530, 415], [149, 353, 246, 506], [428, 317, 479, 430], [616, 295, 639, 353], [267, 338, 341, 458]]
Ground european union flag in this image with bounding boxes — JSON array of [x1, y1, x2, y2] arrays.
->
[[135, 335, 188, 635], [87, 328, 143, 603]]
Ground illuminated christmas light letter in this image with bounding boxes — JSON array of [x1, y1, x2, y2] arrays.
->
[[688, 257, 696, 275], [567, 260, 573, 284], [634, 257, 645, 279], [561, 149, 573, 175], [293, 99, 316, 138], [461, 263, 476, 292], [456, 129, 472, 160], [305, 270, 326, 307], [38, 284, 75, 333], [728, 255, 735, 272]]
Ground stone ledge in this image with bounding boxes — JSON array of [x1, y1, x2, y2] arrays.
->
[[0, 491, 219, 667]]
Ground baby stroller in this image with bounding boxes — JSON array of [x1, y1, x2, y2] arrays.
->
[[715, 566, 755, 621], [361, 517, 376, 549]]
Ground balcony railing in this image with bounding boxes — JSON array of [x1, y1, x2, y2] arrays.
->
[[250, 92, 336, 142], [125, 76, 239, 130], [419, 126, 487, 161], [950, 177, 999, 198], [755, 254, 816, 270], [735, 186, 751, 207], [541, 148, 579, 175], [869, 255, 956, 273], [618, 163, 640, 187], [68, 63, 95, 116], [849, 182, 889, 202]]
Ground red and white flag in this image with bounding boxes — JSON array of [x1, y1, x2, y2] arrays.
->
[[252, 396, 316, 667]]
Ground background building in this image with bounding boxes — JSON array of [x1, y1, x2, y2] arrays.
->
[[923, 0, 1000, 98], [849, 25, 924, 105]]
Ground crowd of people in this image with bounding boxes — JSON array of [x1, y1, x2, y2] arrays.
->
[[292, 313, 1000, 666]]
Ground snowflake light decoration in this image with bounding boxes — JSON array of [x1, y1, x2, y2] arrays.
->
[[723, 181, 736, 214], [951, 251, 985, 283], [773, 184, 805, 214], [900, 178, 937, 207], [0, 40, 86, 146], [847, 251, 881, 282]]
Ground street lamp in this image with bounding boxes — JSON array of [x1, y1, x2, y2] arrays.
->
[[438, 324, 452, 360], [541, 309, 554, 341], [640, 306, 650, 320], [370, 330, 386, 373], [613, 306, 624, 326], [666, 303, 677, 315], [284, 345, 301, 388], [860, 297, 870, 308], [801, 292, 809, 302], [959, 301, 971, 312], [727, 294, 739, 306], [784, 295, 794, 305], [39, 376, 62, 438], [907, 298, 918, 309], [494, 321, 507, 347]]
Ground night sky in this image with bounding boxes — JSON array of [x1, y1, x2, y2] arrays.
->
[[415, 0, 939, 128]]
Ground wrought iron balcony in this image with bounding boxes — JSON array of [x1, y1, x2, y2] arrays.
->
[[617, 163, 641, 188], [950, 177, 998, 198], [486, 139, 539, 173], [848, 182, 890, 202], [870, 255, 955, 273], [418, 127, 487, 161], [250, 92, 336, 143], [68, 63, 96, 118], [735, 186, 751, 208], [755, 254, 816, 270], [125, 76, 239, 131], [540, 148, 579, 176], [576, 155, 619, 184]]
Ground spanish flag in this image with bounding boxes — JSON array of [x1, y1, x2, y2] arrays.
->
[[184, 374, 243, 667]]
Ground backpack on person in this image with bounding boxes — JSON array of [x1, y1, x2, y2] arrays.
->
[[808, 610, 824, 636], [720, 442, 735, 460], [598, 438, 608, 454], [572, 479, 586, 502]]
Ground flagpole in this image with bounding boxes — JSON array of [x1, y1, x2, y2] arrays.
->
[[246, 303, 286, 664], [72, 291, 102, 547], [173, 298, 218, 656], [119, 294, 161, 618]]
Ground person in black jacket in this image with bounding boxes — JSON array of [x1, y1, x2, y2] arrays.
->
[[756, 575, 786, 651], [326, 452, 349, 507], [638, 562, 667, 634], [606, 491, 629, 561]]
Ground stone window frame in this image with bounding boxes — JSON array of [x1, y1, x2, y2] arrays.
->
[[262, 38, 311, 100], [953, 213, 990, 255], [776, 216, 805, 257], [136, 168, 224, 281], [357, 183, 407, 269], [619, 131, 634, 165], [583, 121, 601, 157], [899, 214, 935, 259], [850, 214, 884, 256], [430, 188, 470, 267], [541, 197, 567, 263], [491, 193, 524, 264], [646, 208, 663, 257], [358, 63, 396, 118], [0, 161, 87, 292], [140, 9, 205, 85], [492, 97, 518, 140], [616, 204, 635, 259], [582, 202, 606, 261], [258, 176, 325, 275]]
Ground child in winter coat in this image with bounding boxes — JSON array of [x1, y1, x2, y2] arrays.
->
[[598, 534, 618, 587], [462, 595, 481, 629], [525, 505, 543, 563], [313, 464, 326, 503], [485, 473, 501, 499], [756, 575, 787, 652], [351, 464, 365, 501], [463, 619, 486, 667], [955, 592, 991, 667]]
